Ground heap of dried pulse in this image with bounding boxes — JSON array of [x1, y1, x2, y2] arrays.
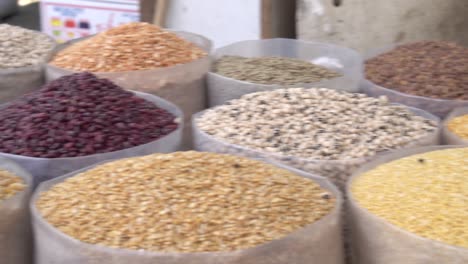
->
[[196, 88, 437, 160], [50, 22, 207, 72], [0, 24, 55, 69], [36, 151, 335, 252], [0, 170, 25, 201], [351, 148, 468, 248]]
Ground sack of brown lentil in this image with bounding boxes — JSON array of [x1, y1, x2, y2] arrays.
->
[[0, 24, 56, 103], [0, 73, 183, 186], [31, 152, 344, 264], [363, 41, 468, 118], [347, 146, 468, 264], [207, 39, 363, 106], [442, 107, 468, 145], [193, 87, 440, 191], [45, 23, 211, 148], [0, 157, 33, 264]]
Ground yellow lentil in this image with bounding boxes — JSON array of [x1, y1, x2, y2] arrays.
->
[[351, 148, 468, 248], [447, 114, 468, 140], [36, 151, 335, 252], [0, 170, 26, 201]]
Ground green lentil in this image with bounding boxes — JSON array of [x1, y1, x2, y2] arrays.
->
[[448, 114, 468, 140], [213, 56, 341, 85], [351, 148, 468, 248]]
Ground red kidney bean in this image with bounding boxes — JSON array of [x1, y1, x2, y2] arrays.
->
[[0, 72, 178, 158]]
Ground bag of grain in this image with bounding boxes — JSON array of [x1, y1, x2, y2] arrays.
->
[[46, 23, 211, 148], [207, 39, 363, 106], [0, 157, 33, 264], [0, 73, 183, 186], [363, 41, 468, 118], [0, 24, 56, 103], [347, 145, 468, 264], [31, 152, 344, 264], [442, 107, 468, 145]]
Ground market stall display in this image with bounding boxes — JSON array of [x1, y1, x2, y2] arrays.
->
[[32, 152, 344, 264], [207, 39, 363, 106], [194, 87, 439, 190], [46, 22, 211, 148], [0, 158, 33, 264], [443, 107, 468, 145], [364, 41, 468, 118], [0, 72, 182, 185], [347, 146, 468, 264], [0, 24, 56, 103]]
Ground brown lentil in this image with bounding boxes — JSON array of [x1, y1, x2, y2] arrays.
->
[[0, 170, 25, 201], [366, 41, 468, 100], [351, 148, 468, 248], [447, 114, 468, 140], [50, 22, 207, 72], [213, 56, 341, 85], [36, 151, 334, 252]]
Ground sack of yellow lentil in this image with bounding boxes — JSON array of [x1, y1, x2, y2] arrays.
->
[[207, 39, 363, 107], [0, 157, 33, 264], [442, 107, 468, 145], [347, 146, 468, 264], [192, 100, 440, 191], [0, 24, 56, 103], [46, 23, 212, 148], [0, 91, 183, 187], [31, 152, 344, 264]]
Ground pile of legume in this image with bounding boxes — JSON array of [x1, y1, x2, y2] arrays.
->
[[351, 148, 468, 248], [0, 170, 25, 201], [50, 22, 207, 72], [447, 114, 468, 140], [197, 88, 437, 160], [366, 41, 468, 100], [0, 72, 178, 158], [0, 24, 55, 69], [213, 56, 341, 85], [36, 151, 334, 252]]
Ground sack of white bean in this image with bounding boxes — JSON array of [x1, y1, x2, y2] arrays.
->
[[442, 107, 468, 145], [363, 41, 468, 118], [347, 146, 468, 264], [0, 157, 33, 264], [31, 152, 344, 264], [45, 23, 212, 148], [207, 39, 363, 107], [0, 73, 183, 186], [0, 24, 56, 103], [193, 88, 440, 191]]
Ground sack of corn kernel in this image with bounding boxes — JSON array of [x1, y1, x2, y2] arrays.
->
[[347, 146, 468, 264], [193, 87, 441, 192], [207, 39, 363, 107], [363, 41, 468, 118], [0, 24, 56, 103], [31, 152, 344, 264], [0, 157, 33, 264], [45, 23, 211, 148], [0, 73, 183, 186], [442, 107, 468, 145]]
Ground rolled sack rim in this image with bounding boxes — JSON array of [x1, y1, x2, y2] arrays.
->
[[346, 144, 468, 252]]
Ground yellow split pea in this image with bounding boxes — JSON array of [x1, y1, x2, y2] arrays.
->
[[351, 148, 468, 248], [447, 114, 468, 140]]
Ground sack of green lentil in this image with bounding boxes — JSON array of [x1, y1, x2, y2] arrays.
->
[[45, 23, 211, 149], [363, 41, 468, 118], [31, 152, 344, 264], [193, 87, 441, 191], [207, 39, 363, 106], [0, 73, 183, 186], [442, 107, 468, 145], [347, 146, 468, 264], [0, 24, 56, 103], [0, 157, 33, 264]]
